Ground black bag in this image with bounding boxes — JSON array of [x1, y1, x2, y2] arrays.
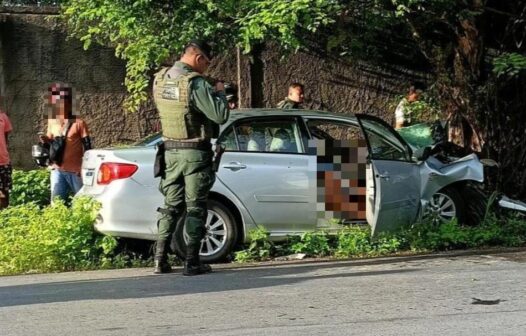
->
[[153, 141, 166, 178], [49, 121, 73, 165]]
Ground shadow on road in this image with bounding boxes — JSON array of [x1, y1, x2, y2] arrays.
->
[[0, 261, 421, 308]]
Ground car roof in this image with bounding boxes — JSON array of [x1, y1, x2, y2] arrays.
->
[[133, 109, 360, 146], [226, 108, 357, 125]]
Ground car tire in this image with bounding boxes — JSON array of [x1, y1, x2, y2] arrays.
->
[[425, 187, 466, 225], [461, 182, 488, 226], [172, 199, 238, 263]]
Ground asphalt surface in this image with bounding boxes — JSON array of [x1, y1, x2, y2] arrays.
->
[[1, 251, 525, 336]]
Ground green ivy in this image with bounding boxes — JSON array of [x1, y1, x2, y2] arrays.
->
[[493, 53, 526, 78]]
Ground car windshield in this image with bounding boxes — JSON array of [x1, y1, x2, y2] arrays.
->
[[133, 132, 161, 147], [396, 123, 434, 150]]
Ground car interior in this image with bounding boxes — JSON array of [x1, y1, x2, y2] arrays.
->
[[221, 119, 303, 154]]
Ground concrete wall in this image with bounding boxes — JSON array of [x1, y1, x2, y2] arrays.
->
[[0, 6, 428, 169], [0, 7, 161, 169], [253, 45, 428, 121]]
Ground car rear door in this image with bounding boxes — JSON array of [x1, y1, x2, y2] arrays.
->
[[356, 114, 421, 234], [216, 116, 315, 235]]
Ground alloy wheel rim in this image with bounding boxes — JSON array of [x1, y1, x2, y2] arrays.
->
[[425, 192, 457, 224], [184, 210, 227, 256]]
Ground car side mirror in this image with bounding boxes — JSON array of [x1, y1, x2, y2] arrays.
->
[[414, 146, 432, 161]]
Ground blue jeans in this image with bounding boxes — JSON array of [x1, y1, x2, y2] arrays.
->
[[50, 169, 83, 202]]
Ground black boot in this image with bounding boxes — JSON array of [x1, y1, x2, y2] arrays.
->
[[153, 239, 172, 274], [183, 244, 212, 276]]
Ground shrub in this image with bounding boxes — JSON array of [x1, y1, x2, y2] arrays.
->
[[0, 196, 117, 275], [290, 231, 332, 257], [235, 211, 526, 263], [234, 227, 275, 262], [372, 232, 405, 255], [335, 226, 373, 257], [10, 169, 50, 207]]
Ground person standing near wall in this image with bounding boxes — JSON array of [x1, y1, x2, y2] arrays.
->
[[394, 84, 423, 129], [0, 96, 13, 209], [39, 83, 92, 202], [152, 40, 229, 276], [277, 83, 305, 109]]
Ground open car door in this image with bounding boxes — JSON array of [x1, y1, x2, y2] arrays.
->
[[356, 114, 421, 234]]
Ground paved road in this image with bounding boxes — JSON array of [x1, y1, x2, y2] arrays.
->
[[1, 251, 525, 336]]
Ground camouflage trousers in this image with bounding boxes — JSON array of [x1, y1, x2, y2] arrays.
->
[[157, 148, 215, 250]]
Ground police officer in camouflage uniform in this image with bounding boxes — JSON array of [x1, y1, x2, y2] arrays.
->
[[152, 40, 229, 276], [276, 83, 304, 109]]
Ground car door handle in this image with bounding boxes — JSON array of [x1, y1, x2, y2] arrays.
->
[[222, 162, 247, 171], [376, 173, 389, 179]]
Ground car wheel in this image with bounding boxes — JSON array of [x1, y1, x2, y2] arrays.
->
[[172, 199, 238, 263], [425, 187, 466, 224]]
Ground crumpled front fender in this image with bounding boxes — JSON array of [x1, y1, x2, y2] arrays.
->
[[420, 153, 484, 201]]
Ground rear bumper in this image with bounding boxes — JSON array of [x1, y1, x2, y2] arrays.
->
[[78, 179, 162, 240]]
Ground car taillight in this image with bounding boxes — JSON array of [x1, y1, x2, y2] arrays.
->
[[97, 163, 138, 185]]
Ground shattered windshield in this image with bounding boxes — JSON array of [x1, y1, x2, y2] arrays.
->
[[396, 123, 435, 150]]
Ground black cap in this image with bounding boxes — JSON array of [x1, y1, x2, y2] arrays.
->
[[185, 40, 213, 61]]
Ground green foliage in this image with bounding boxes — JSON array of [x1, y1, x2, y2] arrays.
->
[[1, 0, 60, 5], [493, 53, 526, 78], [406, 213, 526, 251], [10, 169, 50, 207], [235, 212, 526, 263], [335, 226, 404, 258], [60, 0, 340, 111], [234, 227, 275, 262], [290, 231, 331, 257], [404, 218, 470, 251], [335, 226, 373, 257], [0, 196, 118, 275]]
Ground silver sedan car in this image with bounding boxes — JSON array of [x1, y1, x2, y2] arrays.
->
[[78, 110, 485, 262]]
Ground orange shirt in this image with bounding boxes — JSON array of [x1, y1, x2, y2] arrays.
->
[[47, 118, 89, 174], [0, 112, 13, 166]]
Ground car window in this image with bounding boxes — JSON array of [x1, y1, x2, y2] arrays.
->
[[218, 126, 238, 151], [219, 119, 304, 154], [358, 117, 412, 161], [306, 119, 364, 141]]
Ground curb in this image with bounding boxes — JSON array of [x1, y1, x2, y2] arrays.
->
[[210, 246, 526, 271]]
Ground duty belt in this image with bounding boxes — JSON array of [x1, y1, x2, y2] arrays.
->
[[164, 140, 211, 151]]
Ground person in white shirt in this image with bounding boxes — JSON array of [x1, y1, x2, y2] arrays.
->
[[395, 85, 422, 129]]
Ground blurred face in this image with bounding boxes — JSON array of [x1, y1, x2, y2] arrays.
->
[[48, 85, 72, 118], [408, 91, 420, 103], [288, 87, 304, 103]]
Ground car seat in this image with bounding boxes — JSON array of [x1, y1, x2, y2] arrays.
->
[[270, 129, 295, 152]]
